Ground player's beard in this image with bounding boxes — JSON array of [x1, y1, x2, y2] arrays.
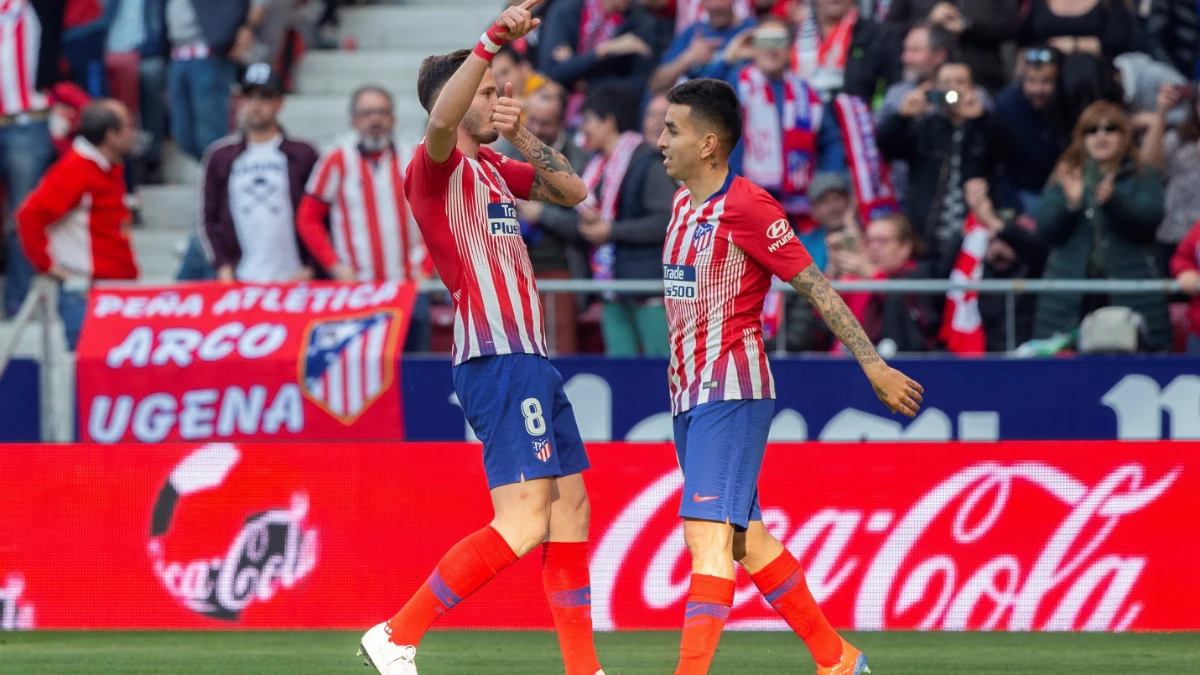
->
[[462, 108, 500, 145]]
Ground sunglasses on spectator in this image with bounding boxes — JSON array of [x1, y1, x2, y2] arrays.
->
[[1083, 123, 1121, 136], [1024, 48, 1055, 65]]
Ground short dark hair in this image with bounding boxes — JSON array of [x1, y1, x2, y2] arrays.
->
[[917, 22, 956, 56], [580, 84, 641, 133], [665, 78, 743, 151], [417, 48, 471, 114], [934, 59, 974, 83], [495, 43, 527, 65], [78, 100, 122, 147], [350, 85, 394, 115]]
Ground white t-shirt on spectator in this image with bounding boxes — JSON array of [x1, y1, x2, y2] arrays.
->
[[229, 134, 303, 282]]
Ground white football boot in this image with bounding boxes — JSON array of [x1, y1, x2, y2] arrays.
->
[[357, 621, 418, 675]]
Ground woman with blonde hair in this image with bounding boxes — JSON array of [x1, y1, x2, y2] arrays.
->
[[1033, 100, 1170, 350]]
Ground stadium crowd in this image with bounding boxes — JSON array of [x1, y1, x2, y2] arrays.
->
[[4, 0, 1200, 355]]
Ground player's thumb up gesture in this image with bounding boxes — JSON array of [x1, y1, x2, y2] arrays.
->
[[494, 0, 543, 41], [493, 82, 524, 139]]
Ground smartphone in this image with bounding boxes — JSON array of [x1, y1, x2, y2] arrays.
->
[[925, 89, 959, 107]]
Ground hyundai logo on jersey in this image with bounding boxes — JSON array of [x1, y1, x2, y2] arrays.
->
[[487, 203, 520, 236]]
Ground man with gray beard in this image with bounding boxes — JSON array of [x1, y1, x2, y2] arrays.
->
[[297, 85, 434, 352]]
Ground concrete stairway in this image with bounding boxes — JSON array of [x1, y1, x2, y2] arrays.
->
[[133, 0, 494, 285]]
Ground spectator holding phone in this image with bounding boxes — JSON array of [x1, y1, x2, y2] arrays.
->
[[1033, 100, 1170, 350], [877, 60, 1012, 272]]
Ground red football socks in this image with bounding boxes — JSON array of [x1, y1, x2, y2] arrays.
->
[[751, 550, 842, 667], [674, 574, 735, 675], [542, 542, 602, 675], [386, 526, 517, 647]]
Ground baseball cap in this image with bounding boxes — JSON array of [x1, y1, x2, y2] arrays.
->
[[808, 172, 851, 202], [241, 62, 284, 97]]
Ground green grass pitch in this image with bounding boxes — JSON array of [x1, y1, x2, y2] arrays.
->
[[3, 630, 1199, 674]]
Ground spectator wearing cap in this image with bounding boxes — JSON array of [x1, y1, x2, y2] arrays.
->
[[539, 0, 662, 120], [495, 89, 592, 354], [198, 63, 320, 284], [16, 100, 139, 350], [803, 172, 852, 271], [648, 0, 756, 95], [165, 0, 265, 160], [296, 86, 433, 353], [993, 46, 1071, 216], [1, 0, 63, 318], [886, 0, 1019, 93]]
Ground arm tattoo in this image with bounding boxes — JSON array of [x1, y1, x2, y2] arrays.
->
[[789, 264, 883, 369], [509, 127, 578, 205]]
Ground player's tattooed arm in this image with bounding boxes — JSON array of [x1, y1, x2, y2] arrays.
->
[[509, 126, 588, 207], [789, 263, 925, 417]]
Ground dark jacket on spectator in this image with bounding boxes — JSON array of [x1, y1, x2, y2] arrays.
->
[[141, 0, 167, 59], [840, 16, 901, 102], [1033, 163, 1170, 349], [1020, 0, 1139, 59], [163, 0, 248, 55], [876, 111, 1012, 269], [886, 0, 1019, 92], [1144, 0, 1200, 78], [200, 131, 321, 274], [32, 0, 66, 92], [976, 219, 1050, 351], [539, 0, 663, 93], [993, 83, 1071, 208]]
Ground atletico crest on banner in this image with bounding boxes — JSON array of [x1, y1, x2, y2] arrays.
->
[[300, 311, 402, 424]]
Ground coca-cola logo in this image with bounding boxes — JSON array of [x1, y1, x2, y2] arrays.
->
[[0, 574, 35, 631], [147, 444, 318, 620], [592, 461, 1179, 632]]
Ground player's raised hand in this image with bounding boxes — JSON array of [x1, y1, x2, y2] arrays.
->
[[865, 363, 924, 418], [493, 82, 524, 138], [493, 0, 543, 41]]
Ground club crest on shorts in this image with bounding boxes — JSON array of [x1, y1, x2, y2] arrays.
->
[[533, 438, 552, 462], [691, 221, 714, 252], [300, 311, 401, 423]]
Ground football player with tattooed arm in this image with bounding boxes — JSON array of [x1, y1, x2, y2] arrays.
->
[[655, 78, 925, 675], [357, 3, 607, 675]]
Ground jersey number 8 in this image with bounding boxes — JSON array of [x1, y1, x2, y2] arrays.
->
[[521, 398, 547, 436]]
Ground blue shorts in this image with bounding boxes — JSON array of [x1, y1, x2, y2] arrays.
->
[[453, 354, 590, 489], [673, 399, 774, 529]]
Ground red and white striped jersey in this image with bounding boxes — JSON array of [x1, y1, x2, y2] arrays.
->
[[306, 141, 429, 282], [0, 0, 49, 115], [404, 143, 546, 365], [663, 174, 813, 415]]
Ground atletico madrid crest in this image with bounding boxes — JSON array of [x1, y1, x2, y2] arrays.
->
[[533, 438, 552, 462], [300, 311, 401, 423], [691, 221, 714, 252]]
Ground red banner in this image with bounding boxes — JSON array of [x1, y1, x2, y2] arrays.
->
[[1, 442, 1197, 631], [76, 282, 416, 442]]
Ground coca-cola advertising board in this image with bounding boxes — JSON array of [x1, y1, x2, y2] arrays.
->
[[75, 282, 417, 443], [0, 442, 1196, 631]]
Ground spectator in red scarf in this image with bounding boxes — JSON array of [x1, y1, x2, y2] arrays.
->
[[791, 0, 897, 102], [538, 0, 664, 116]]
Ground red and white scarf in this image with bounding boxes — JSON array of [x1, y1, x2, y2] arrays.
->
[[739, 65, 895, 223], [738, 64, 822, 215], [832, 92, 898, 223], [940, 213, 990, 354], [792, 8, 857, 97], [579, 131, 643, 289], [675, 0, 753, 34]]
